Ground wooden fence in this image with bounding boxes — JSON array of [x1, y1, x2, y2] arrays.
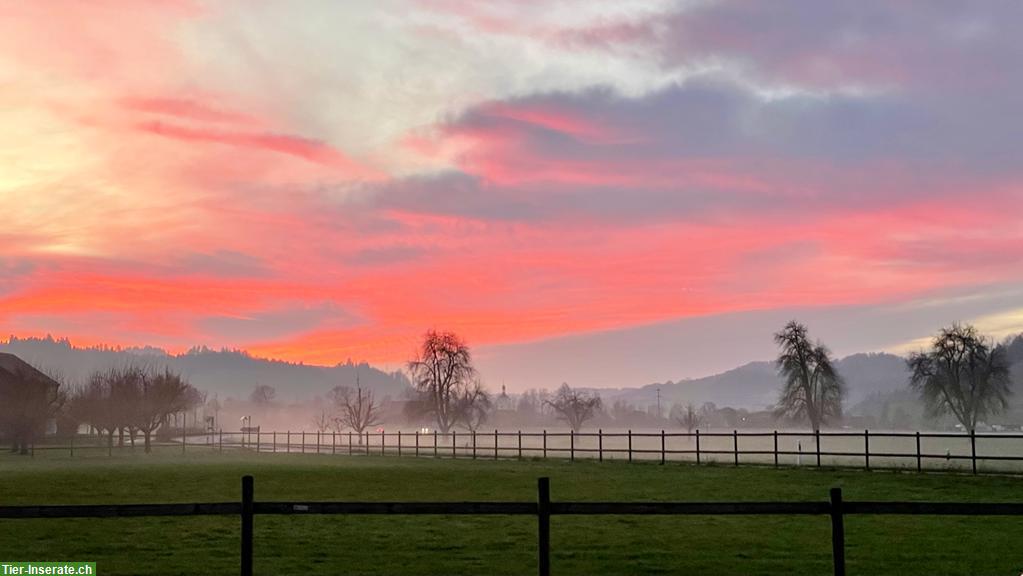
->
[[1, 476, 1022, 576], [28, 428, 1023, 475]]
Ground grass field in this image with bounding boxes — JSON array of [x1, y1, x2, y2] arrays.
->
[[0, 451, 1021, 575]]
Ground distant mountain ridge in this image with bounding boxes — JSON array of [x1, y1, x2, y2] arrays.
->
[[0, 336, 410, 401]]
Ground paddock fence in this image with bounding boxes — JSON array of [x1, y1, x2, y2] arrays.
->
[[1, 476, 1022, 576], [22, 428, 1023, 475]]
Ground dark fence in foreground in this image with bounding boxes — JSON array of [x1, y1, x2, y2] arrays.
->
[[26, 427, 1023, 475], [1, 476, 1022, 576]]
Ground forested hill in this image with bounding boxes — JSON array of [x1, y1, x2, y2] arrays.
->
[[0, 336, 411, 401]]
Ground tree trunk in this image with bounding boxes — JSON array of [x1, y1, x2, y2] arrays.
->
[[144, 430, 152, 453]]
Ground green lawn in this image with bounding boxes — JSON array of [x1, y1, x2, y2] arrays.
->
[[0, 451, 1020, 575]]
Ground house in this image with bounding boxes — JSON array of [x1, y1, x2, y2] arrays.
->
[[0, 353, 62, 453]]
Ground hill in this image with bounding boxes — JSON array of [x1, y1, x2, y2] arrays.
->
[[0, 336, 411, 401]]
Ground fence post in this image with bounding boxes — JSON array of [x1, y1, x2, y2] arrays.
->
[[255, 430, 260, 454], [381, 430, 385, 456], [415, 430, 420, 457], [660, 430, 666, 465], [543, 430, 547, 459], [570, 430, 575, 462], [434, 430, 438, 458], [472, 430, 477, 460], [829, 487, 846, 576], [219, 429, 223, 454], [349, 432, 353, 456], [864, 430, 870, 470], [302, 431, 306, 454], [398, 430, 402, 457], [366, 432, 370, 456], [272, 431, 276, 453], [316, 431, 321, 454], [182, 426, 187, 455], [518, 430, 522, 460], [332, 431, 336, 455], [598, 429, 603, 463], [537, 477, 551, 576], [695, 429, 700, 465], [920, 433, 928, 472], [970, 428, 977, 475], [773, 430, 778, 468], [241, 475, 254, 576], [815, 429, 821, 468], [628, 430, 632, 463], [733, 430, 738, 466], [287, 431, 291, 454], [494, 429, 499, 460]]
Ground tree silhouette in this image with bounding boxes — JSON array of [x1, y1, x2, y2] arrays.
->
[[908, 323, 1011, 430], [407, 330, 477, 434], [546, 383, 602, 432], [773, 321, 844, 431]]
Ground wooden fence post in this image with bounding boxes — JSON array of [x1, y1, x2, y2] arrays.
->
[[543, 430, 547, 459], [287, 431, 291, 454], [518, 430, 522, 460], [864, 430, 870, 470], [219, 429, 223, 454], [570, 430, 575, 462], [733, 430, 738, 466], [660, 430, 666, 465], [381, 429, 385, 456], [970, 429, 977, 474], [627, 430, 632, 463], [494, 430, 499, 460], [452, 431, 457, 459], [316, 431, 321, 454], [415, 430, 420, 457], [537, 477, 551, 576], [598, 429, 603, 463], [920, 433, 928, 472], [302, 431, 306, 454], [332, 431, 336, 455], [434, 430, 438, 458], [472, 431, 477, 460], [398, 430, 402, 457], [366, 432, 370, 456], [815, 429, 821, 468], [773, 430, 778, 468], [241, 475, 254, 576], [695, 429, 700, 465], [830, 487, 846, 576], [349, 432, 353, 456], [272, 431, 276, 453]]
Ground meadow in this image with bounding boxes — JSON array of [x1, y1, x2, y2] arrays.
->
[[0, 450, 1021, 575]]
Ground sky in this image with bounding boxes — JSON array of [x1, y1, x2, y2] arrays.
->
[[1, 0, 1021, 390]]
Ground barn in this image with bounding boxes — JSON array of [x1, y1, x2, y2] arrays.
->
[[0, 353, 62, 454]]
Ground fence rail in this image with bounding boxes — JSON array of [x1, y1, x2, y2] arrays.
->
[[24, 427, 1023, 475], [1, 476, 1021, 576]]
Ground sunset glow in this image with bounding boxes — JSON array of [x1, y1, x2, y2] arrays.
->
[[2, 1, 1022, 386]]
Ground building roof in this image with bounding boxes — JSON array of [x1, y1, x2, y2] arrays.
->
[[0, 353, 61, 390]]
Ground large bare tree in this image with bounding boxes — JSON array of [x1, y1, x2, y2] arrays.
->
[[546, 383, 602, 432], [773, 321, 844, 431], [407, 330, 477, 433], [908, 323, 1012, 431]]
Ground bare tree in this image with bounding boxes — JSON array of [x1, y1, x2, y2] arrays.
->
[[546, 383, 602, 432], [0, 359, 65, 454], [456, 379, 492, 432], [908, 323, 1012, 431], [329, 385, 381, 442], [312, 410, 332, 433], [670, 402, 703, 433], [250, 384, 276, 406], [773, 321, 844, 431], [407, 330, 477, 434]]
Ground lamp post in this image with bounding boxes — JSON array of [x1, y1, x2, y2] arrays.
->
[[241, 415, 251, 448]]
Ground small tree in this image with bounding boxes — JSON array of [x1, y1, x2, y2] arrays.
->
[[407, 330, 477, 434], [250, 384, 276, 406], [773, 321, 844, 430], [312, 410, 332, 433], [329, 385, 381, 443], [546, 383, 602, 432], [908, 323, 1011, 431], [456, 380, 492, 432], [136, 368, 195, 453], [670, 402, 703, 433]]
